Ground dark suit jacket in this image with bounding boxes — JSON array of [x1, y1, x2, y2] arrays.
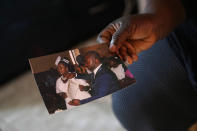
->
[[80, 64, 120, 104]]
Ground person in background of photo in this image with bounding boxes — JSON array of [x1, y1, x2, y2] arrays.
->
[[109, 56, 126, 80], [55, 56, 91, 109], [68, 51, 121, 106], [108, 56, 135, 87]]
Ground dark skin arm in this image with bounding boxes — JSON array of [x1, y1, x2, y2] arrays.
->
[[97, 0, 186, 64], [68, 99, 80, 106], [79, 85, 90, 91], [68, 85, 91, 105]]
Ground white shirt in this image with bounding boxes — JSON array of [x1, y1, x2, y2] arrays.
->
[[93, 64, 102, 78], [56, 77, 69, 94], [56, 77, 91, 109], [111, 64, 125, 80]]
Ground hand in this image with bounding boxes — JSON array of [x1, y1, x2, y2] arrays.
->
[[58, 92, 67, 99], [97, 14, 169, 64], [68, 99, 80, 106], [79, 85, 85, 91]]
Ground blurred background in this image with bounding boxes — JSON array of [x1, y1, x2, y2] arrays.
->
[[1, 0, 197, 130], [0, 0, 137, 130], [0, 0, 138, 84]]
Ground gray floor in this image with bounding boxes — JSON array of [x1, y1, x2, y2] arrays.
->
[[0, 71, 125, 131]]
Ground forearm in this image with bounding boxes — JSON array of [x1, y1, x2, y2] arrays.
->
[[81, 79, 111, 104], [139, 0, 186, 39], [80, 89, 109, 104]]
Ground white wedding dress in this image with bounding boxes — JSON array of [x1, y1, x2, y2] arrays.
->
[[56, 77, 91, 109]]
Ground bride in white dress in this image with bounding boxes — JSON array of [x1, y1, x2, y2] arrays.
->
[[55, 56, 91, 109]]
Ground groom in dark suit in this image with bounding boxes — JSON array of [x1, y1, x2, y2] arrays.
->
[[69, 51, 120, 106]]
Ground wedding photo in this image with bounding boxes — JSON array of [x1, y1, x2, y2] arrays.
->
[[29, 43, 136, 114]]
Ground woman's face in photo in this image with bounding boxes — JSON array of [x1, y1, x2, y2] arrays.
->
[[57, 63, 68, 75]]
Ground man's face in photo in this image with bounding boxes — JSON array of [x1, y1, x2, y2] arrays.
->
[[84, 55, 97, 72]]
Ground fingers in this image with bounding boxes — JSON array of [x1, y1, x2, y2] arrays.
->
[[117, 41, 139, 65], [124, 41, 138, 62], [97, 18, 139, 65], [71, 99, 80, 106], [109, 24, 128, 52], [119, 46, 133, 64], [119, 46, 128, 61], [97, 22, 127, 53], [97, 24, 116, 45]]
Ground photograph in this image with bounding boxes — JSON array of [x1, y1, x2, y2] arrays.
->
[[29, 43, 136, 114]]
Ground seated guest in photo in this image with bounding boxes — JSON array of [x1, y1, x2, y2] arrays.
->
[[68, 51, 121, 106], [109, 56, 135, 87], [109, 56, 126, 80], [55, 56, 91, 109], [110, 56, 134, 79]]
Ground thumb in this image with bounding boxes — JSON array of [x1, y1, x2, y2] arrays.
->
[[109, 26, 128, 53], [97, 24, 116, 45]]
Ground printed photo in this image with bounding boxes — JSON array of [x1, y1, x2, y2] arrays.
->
[[29, 44, 136, 114]]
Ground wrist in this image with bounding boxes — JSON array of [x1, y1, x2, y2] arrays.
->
[[141, 0, 186, 40]]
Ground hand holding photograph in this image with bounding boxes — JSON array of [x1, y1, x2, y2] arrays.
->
[[29, 43, 136, 114]]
